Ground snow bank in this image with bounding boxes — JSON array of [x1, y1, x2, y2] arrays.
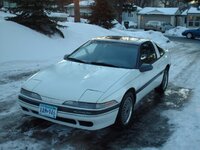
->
[[67, 17, 88, 23], [48, 12, 69, 18], [0, 20, 118, 63], [112, 29, 173, 49], [0, 17, 172, 64], [0, 11, 15, 19], [165, 26, 187, 37]]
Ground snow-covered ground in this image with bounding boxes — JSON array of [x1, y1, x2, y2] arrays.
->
[[0, 11, 200, 150], [165, 26, 187, 37]]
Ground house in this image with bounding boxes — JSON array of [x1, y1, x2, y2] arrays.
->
[[138, 7, 181, 29], [1, 0, 17, 9], [66, 0, 94, 18], [122, 4, 142, 24], [185, 7, 200, 28]]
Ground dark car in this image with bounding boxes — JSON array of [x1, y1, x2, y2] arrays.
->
[[182, 28, 200, 39]]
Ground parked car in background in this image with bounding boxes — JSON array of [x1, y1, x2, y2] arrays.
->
[[18, 36, 171, 130], [182, 28, 200, 39], [144, 21, 173, 33]]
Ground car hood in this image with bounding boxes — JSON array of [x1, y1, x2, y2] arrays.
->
[[23, 60, 130, 104], [183, 29, 196, 33]]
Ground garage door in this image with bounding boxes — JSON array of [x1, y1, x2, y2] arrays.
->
[[140, 15, 171, 28]]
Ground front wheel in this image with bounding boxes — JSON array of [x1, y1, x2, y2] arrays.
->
[[155, 68, 169, 93], [186, 33, 193, 39], [115, 92, 135, 129]]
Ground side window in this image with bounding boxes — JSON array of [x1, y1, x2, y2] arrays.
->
[[156, 44, 165, 57], [140, 42, 157, 64]]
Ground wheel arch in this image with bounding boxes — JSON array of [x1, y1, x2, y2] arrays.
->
[[124, 88, 136, 104]]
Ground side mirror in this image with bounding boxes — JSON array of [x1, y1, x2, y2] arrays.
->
[[139, 64, 153, 72], [63, 54, 69, 60]]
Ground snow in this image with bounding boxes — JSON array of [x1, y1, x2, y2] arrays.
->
[[138, 7, 179, 15], [0, 140, 45, 150], [0, 11, 173, 64], [67, 0, 94, 7], [162, 92, 200, 150], [165, 26, 187, 37], [188, 7, 200, 14], [67, 17, 88, 23], [0, 11, 15, 19], [181, 9, 188, 16], [48, 12, 69, 18], [111, 28, 173, 49], [181, 7, 200, 15]]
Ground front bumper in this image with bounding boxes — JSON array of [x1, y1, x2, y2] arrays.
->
[[18, 95, 119, 130]]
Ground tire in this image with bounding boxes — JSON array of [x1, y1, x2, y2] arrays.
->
[[155, 68, 169, 93], [186, 33, 193, 39], [115, 92, 135, 129]]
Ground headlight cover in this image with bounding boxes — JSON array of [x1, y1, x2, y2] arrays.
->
[[63, 100, 118, 110], [20, 88, 42, 100]]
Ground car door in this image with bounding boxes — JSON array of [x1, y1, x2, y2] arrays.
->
[[136, 41, 161, 102], [196, 28, 200, 37]]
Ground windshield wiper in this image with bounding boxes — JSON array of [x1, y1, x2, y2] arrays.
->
[[66, 57, 86, 63], [89, 62, 119, 68]]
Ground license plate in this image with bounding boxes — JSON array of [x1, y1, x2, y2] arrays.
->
[[39, 104, 57, 119]]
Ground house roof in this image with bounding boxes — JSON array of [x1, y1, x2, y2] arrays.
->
[[187, 7, 200, 14], [67, 0, 94, 8], [181, 9, 188, 16], [181, 7, 200, 15], [138, 7, 179, 15], [134, 5, 142, 11]]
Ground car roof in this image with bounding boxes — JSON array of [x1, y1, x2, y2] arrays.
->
[[93, 36, 150, 45]]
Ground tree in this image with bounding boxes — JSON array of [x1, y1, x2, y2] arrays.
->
[[56, 0, 72, 12], [73, 0, 80, 22], [185, 0, 200, 6], [160, 0, 177, 7], [89, 0, 115, 29], [7, 0, 65, 38]]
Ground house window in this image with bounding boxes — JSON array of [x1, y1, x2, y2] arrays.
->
[[188, 15, 200, 27], [128, 13, 133, 17]]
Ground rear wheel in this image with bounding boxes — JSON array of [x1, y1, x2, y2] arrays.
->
[[155, 68, 169, 93]]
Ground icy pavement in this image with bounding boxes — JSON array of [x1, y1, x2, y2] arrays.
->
[[0, 84, 192, 150], [0, 37, 199, 149]]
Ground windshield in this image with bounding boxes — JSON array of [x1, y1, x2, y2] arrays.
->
[[66, 40, 139, 69]]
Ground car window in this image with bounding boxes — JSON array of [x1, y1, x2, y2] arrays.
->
[[74, 42, 97, 58], [140, 42, 157, 64], [68, 40, 139, 69], [156, 44, 165, 57]]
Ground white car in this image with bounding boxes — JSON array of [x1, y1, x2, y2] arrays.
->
[[18, 36, 171, 130]]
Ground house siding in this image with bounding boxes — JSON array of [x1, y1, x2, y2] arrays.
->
[[67, 6, 92, 18]]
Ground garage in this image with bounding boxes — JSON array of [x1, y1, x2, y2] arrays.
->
[[138, 7, 180, 29]]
